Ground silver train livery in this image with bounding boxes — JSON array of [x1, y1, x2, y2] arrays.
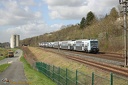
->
[[39, 39, 99, 53]]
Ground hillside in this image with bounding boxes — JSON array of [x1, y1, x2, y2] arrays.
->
[[20, 7, 124, 53]]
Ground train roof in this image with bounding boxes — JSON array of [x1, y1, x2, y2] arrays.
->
[[75, 39, 98, 41]]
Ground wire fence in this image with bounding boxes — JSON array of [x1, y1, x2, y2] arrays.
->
[[35, 62, 128, 85]]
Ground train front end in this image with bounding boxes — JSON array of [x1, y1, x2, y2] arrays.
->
[[90, 40, 99, 53]]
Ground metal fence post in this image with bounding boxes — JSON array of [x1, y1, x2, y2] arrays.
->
[[46, 64, 48, 76], [41, 62, 43, 73], [58, 67, 60, 85], [45, 63, 47, 75], [76, 70, 78, 85], [66, 68, 68, 85], [48, 65, 50, 77], [92, 72, 94, 85], [53, 65, 54, 81], [110, 73, 113, 85], [37, 62, 39, 71], [43, 62, 46, 74]]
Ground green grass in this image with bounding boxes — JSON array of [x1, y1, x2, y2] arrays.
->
[[11, 48, 18, 52], [0, 48, 8, 59], [0, 56, 5, 61], [20, 56, 56, 85], [0, 64, 10, 73]]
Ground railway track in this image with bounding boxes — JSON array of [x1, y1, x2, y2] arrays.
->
[[40, 47, 128, 77], [65, 55, 128, 77], [64, 50, 124, 62], [98, 52, 124, 61], [43, 47, 124, 63]]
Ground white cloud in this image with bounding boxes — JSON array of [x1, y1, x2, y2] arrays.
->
[[24, 6, 29, 12], [88, 0, 119, 16], [45, 0, 119, 19], [45, 0, 88, 7], [35, 12, 42, 18], [0, 0, 51, 42], [0, 0, 120, 42], [0, 22, 62, 42], [19, 0, 36, 6], [48, 5, 89, 19], [0, 0, 41, 26]]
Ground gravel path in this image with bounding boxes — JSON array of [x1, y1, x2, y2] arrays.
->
[[0, 49, 29, 85]]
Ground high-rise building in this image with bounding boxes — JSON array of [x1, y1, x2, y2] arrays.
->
[[16, 35, 20, 47], [10, 34, 20, 48]]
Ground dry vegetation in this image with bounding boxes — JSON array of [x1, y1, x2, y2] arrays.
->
[[0, 48, 8, 59], [26, 47, 110, 78], [20, 7, 125, 53]]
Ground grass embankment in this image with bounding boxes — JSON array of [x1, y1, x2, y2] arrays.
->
[[20, 56, 56, 85], [0, 48, 8, 60], [0, 57, 5, 61], [0, 64, 10, 73], [25, 47, 128, 85], [28, 47, 109, 77]]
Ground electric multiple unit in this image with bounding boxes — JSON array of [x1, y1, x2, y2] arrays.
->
[[39, 39, 99, 53]]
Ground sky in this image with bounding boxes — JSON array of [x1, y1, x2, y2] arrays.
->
[[0, 0, 119, 43]]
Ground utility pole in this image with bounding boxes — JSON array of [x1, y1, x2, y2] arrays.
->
[[119, 0, 128, 66], [58, 32, 60, 52]]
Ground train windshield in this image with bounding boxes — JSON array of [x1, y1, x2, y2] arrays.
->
[[90, 41, 98, 47]]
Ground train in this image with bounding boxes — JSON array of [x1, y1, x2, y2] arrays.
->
[[39, 39, 99, 53]]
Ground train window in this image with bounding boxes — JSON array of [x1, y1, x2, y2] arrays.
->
[[90, 41, 98, 46], [82, 44, 84, 47], [76, 43, 80, 46]]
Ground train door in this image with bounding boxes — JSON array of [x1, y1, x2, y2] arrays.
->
[[87, 41, 91, 52], [81, 42, 85, 51], [84, 42, 89, 52]]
